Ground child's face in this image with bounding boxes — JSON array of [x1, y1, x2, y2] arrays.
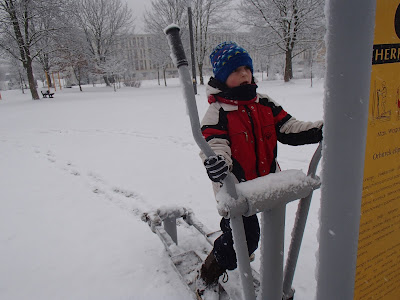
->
[[225, 66, 252, 88]]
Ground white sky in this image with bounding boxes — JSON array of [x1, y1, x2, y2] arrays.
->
[[125, 0, 150, 32]]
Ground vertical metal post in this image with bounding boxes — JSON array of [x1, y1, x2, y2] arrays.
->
[[283, 143, 322, 298], [230, 215, 257, 300], [260, 204, 286, 300], [316, 0, 376, 299], [187, 6, 197, 95], [164, 217, 178, 245]]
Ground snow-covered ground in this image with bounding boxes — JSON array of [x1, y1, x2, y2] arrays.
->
[[0, 76, 324, 300]]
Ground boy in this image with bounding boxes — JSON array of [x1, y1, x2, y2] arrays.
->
[[196, 42, 323, 297]]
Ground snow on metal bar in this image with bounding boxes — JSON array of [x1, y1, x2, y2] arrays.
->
[[142, 206, 192, 231], [216, 170, 321, 217], [156, 206, 191, 220]]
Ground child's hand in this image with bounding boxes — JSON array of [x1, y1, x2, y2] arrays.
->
[[204, 155, 229, 182]]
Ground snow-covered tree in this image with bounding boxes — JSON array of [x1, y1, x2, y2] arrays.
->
[[6, 55, 27, 92], [190, 0, 232, 85], [72, 0, 133, 86], [101, 54, 127, 91], [144, 0, 232, 85], [31, 2, 67, 89], [57, 42, 91, 92], [147, 35, 173, 86], [239, 0, 325, 82], [143, 0, 188, 86], [0, 0, 53, 99]]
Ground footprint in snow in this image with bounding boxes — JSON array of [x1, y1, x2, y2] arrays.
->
[[112, 187, 140, 199], [46, 151, 56, 163]]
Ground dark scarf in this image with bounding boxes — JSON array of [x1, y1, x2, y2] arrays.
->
[[208, 77, 258, 105]]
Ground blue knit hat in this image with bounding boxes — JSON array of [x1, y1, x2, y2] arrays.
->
[[210, 42, 253, 83]]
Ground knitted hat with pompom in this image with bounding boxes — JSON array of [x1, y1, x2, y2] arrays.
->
[[209, 42, 253, 83]]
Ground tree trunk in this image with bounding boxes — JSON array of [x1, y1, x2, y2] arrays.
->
[[45, 70, 52, 90], [199, 62, 204, 85], [26, 58, 39, 99], [6, 0, 38, 99], [18, 71, 25, 94], [77, 74, 83, 91], [78, 72, 83, 91], [103, 75, 111, 86], [284, 49, 293, 82], [163, 67, 167, 87], [73, 66, 83, 92]]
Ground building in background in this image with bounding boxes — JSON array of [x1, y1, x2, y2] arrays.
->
[[114, 32, 259, 80], [0, 31, 324, 90], [113, 31, 324, 82]]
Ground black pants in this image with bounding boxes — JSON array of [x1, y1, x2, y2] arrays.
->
[[212, 214, 260, 271]]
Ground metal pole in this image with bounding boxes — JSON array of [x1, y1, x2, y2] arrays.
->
[[316, 0, 376, 299], [187, 6, 197, 95], [164, 25, 256, 300], [283, 143, 322, 298], [260, 204, 286, 300], [164, 217, 178, 245]]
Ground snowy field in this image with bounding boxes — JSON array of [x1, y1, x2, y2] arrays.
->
[[0, 76, 324, 300]]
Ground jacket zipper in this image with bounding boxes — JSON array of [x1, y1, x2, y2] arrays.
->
[[245, 106, 261, 177]]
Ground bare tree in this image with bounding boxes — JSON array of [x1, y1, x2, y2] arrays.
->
[[0, 0, 48, 99], [32, 2, 67, 89], [144, 0, 188, 31], [143, 0, 188, 86], [190, 0, 232, 85], [144, 0, 232, 85], [57, 40, 91, 92], [72, 0, 134, 86], [147, 35, 171, 86], [239, 0, 325, 82], [43, 1, 94, 91], [6, 54, 27, 92]]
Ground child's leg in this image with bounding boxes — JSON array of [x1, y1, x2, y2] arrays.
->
[[213, 215, 260, 270]]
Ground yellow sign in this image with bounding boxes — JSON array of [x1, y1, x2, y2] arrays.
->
[[355, 1, 400, 299]]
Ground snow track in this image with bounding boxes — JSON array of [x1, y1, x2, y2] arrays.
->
[[31, 143, 153, 218]]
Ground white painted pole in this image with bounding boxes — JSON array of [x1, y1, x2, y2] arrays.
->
[[283, 143, 322, 298], [316, 0, 376, 299], [260, 205, 286, 300]]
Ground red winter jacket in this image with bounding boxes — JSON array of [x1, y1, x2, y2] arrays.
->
[[201, 81, 323, 183]]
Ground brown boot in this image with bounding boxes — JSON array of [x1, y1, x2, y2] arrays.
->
[[199, 252, 225, 286], [196, 252, 225, 298]]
